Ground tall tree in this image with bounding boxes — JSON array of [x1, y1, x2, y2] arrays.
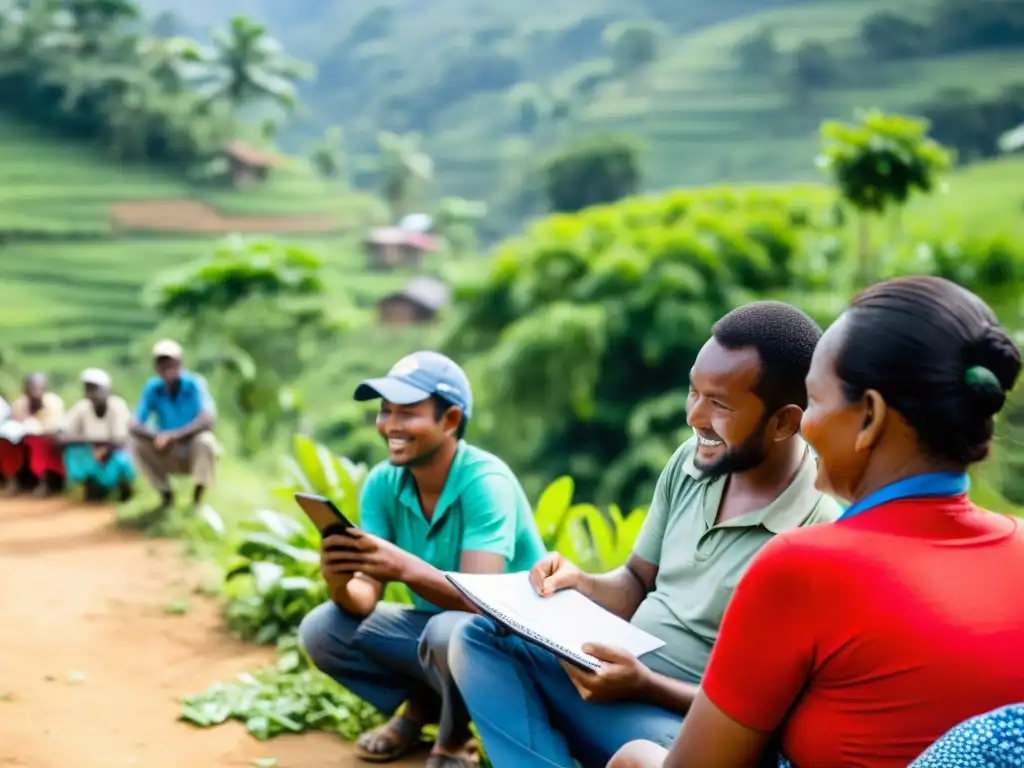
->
[[817, 109, 953, 285], [180, 15, 312, 113]]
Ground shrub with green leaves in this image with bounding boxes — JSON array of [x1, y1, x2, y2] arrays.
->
[[222, 434, 412, 643], [222, 508, 326, 644], [180, 634, 383, 740]]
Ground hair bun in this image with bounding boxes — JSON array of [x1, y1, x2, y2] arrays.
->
[[964, 325, 1022, 417]]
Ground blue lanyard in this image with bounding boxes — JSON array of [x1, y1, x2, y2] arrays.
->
[[839, 472, 970, 520]]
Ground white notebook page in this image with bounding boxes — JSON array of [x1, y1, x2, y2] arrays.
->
[[448, 571, 665, 666]]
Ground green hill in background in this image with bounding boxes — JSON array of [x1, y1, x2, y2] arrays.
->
[[135, 0, 1024, 226]]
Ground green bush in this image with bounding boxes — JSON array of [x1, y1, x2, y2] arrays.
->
[[180, 634, 383, 740], [443, 185, 840, 510]]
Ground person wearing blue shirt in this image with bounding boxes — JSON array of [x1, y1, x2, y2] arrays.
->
[[129, 339, 218, 522], [298, 351, 545, 768]]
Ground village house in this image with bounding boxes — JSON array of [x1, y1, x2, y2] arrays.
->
[[376, 276, 450, 326], [222, 141, 280, 187], [364, 227, 437, 271]]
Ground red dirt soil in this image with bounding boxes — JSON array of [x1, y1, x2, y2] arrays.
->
[[110, 200, 343, 234], [0, 498, 420, 768]]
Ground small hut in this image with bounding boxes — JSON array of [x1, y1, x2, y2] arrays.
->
[[364, 227, 437, 271], [222, 141, 281, 187], [376, 276, 450, 325]]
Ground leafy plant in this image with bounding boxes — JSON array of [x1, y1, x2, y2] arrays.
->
[[222, 507, 325, 644], [222, 435, 412, 643], [180, 634, 383, 740], [532, 475, 648, 572]]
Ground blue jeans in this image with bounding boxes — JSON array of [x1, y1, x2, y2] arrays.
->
[[298, 601, 473, 745], [449, 615, 685, 768]]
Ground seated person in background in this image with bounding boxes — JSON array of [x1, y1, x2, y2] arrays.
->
[[910, 703, 1024, 767], [448, 301, 842, 768], [0, 373, 66, 497], [299, 351, 546, 768], [60, 368, 135, 502], [130, 340, 218, 521], [0, 393, 10, 488], [610, 276, 1024, 768]]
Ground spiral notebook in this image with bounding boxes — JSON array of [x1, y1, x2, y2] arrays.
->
[[446, 571, 665, 672]]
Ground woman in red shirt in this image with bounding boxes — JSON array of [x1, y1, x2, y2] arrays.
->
[[609, 275, 1024, 768]]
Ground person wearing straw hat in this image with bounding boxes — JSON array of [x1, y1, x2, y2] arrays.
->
[[129, 339, 219, 521], [60, 368, 135, 502]]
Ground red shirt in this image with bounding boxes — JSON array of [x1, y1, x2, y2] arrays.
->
[[701, 495, 1024, 767]]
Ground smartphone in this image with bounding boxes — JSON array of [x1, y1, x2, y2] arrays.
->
[[294, 492, 356, 538]]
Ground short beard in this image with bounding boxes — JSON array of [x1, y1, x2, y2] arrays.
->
[[693, 417, 770, 480]]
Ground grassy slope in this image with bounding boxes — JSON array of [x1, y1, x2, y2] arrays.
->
[[143, 0, 1024, 208], [425, 0, 1024, 200], [0, 113, 429, 405], [0, 117, 363, 233]]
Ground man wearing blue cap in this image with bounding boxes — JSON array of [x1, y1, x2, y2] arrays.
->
[[299, 351, 545, 767]]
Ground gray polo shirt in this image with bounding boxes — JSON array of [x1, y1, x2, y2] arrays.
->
[[631, 437, 841, 683]]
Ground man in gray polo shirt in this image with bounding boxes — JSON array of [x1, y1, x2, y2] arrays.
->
[[448, 301, 843, 768]]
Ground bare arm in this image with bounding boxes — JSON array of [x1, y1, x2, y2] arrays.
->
[[166, 410, 215, 442], [402, 549, 500, 612], [578, 553, 658, 621], [129, 417, 156, 439], [639, 672, 699, 712], [328, 572, 384, 618], [662, 693, 771, 768]]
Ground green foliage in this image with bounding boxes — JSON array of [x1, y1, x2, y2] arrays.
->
[[0, 1, 308, 170], [858, 1, 1024, 63], [445, 185, 838, 510], [376, 131, 433, 220], [817, 110, 954, 216], [603, 20, 664, 78], [791, 41, 836, 90], [180, 15, 312, 110], [147, 235, 325, 316], [541, 134, 642, 213], [180, 634, 384, 740], [731, 25, 778, 75], [922, 85, 1024, 162], [221, 435, 411, 644], [146, 236, 360, 455], [222, 506, 325, 644]]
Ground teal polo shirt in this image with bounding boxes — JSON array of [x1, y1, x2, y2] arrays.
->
[[359, 441, 546, 612]]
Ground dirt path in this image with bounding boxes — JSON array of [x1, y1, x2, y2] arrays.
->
[[0, 498, 419, 768]]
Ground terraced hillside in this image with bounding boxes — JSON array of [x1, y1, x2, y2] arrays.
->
[[0, 116, 428, 399], [424, 0, 1024, 199], [139, 0, 1024, 223]]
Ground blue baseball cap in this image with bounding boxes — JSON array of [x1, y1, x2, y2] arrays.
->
[[354, 351, 473, 418]]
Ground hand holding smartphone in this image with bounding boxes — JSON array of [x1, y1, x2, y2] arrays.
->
[[293, 492, 357, 539]]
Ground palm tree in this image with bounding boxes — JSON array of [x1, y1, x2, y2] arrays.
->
[[179, 16, 312, 113], [376, 131, 434, 221]]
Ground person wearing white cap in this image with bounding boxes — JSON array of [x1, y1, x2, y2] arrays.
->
[[128, 339, 218, 522], [59, 368, 135, 502]]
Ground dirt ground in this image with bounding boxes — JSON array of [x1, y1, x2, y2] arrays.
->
[[109, 200, 343, 234], [0, 498, 420, 768]]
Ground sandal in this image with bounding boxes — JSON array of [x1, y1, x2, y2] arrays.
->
[[355, 715, 425, 763]]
